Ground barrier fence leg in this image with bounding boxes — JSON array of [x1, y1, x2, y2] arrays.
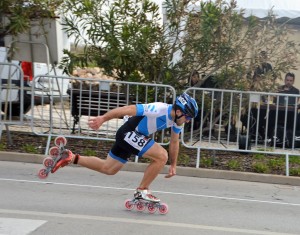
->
[[196, 148, 201, 168], [44, 135, 52, 155], [286, 153, 289, 176]]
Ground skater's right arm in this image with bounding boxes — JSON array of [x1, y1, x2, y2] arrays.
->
[[88, 105, 137, 130]]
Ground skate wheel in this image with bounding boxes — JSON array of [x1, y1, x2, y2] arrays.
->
[[43, 157, 54, 167], [38, 168, 48, 179], [55, 136, 67, 147], [147, 203, 157, 214], [49, 146, 59, 158], [124, 199, 134, 210], [136, 201, 145, 211], [158, 203, 168, 215]]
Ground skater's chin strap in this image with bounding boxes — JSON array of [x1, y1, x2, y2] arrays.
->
[[174, 105, 184, 123]]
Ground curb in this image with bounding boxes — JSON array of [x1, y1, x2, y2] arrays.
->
[[1, 151, 300, 186]]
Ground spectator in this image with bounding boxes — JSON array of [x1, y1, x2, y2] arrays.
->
[[188, 70, 200, 87], [277, 72, 300, 99], [187, 70, 202, 131], [251, 51, 275, 91], [269, 73, 300, 142], [253, 51, 273, 79], [248, 51, 275, 137]]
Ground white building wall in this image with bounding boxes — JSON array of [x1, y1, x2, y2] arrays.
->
[[4, 17, 70, 65]]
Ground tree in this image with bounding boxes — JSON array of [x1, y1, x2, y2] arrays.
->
[[0, 0, 63, 36], [160, 0, 300, 137], [2, 0, 299, 92], [60, 0, 170, 82], [0, 0, 64, 62], [164, 0, 300, 92], [59, 0, 300, 92]]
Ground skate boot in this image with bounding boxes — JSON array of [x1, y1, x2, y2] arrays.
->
[[51, 150, 75, 173], [134, 188, 160, 203], [125, 188, 168, 214], [38, 136, 82, 179]]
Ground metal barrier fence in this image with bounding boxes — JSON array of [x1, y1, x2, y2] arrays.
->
[[30, 75, 176, 155], [182, 87, 300, 176], [0, 62, 25, 144], [2, 66, 300, 176]]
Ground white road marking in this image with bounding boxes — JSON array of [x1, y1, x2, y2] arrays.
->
[[0, 217, 46, 235], [0, 209, 297, 235], [0, 177, 299, 207]]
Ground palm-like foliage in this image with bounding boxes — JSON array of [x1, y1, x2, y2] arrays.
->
[[60, 0, 170, 82]]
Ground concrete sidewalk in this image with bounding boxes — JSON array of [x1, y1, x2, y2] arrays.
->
[[1, 151, 300, 186]]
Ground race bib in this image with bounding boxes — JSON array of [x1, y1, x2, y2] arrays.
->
[[124, 131, 150, 151]]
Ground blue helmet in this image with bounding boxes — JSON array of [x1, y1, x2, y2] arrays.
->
[[175, 93, 198, 118]]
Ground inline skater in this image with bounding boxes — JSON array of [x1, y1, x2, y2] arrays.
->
[[50, 92, 198, 202]]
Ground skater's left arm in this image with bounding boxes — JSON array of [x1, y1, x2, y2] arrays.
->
[[165, 130, 180, 178], [88, 105, 137, 130]]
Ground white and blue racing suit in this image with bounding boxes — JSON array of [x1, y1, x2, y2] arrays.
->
[[109, 102, 183, 163]]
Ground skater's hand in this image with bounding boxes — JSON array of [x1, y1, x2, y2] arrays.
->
[[88, 116, 104, 130], [165, 165, 176, 178]]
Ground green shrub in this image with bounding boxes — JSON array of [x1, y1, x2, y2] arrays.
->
[[139, 157, 151, 163], [82, 149, 97, 156], [0, 143, 6, 151], [252, 162, 270, 173], [289, 156, 300, 165], [289, 168, 300, 176], [177, 153, 190, 167], [22, 144, 39, 154], [267, 158, 285, 170], [228, 160, 241, 170], [253, 154, 265, 160], [201, 157, 213, 167]]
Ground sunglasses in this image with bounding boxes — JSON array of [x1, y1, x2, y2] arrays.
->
[[184, 114, 192, 121]]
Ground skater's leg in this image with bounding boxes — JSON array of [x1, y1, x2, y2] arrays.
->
[[137, 143, 168, 189], [77, 154, 124, 175]]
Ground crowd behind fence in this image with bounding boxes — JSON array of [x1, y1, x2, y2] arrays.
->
[[182, 87, 300, 175], [1, 62, 300, 176]]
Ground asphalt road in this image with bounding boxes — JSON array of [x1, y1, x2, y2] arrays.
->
[[0, 161, 300, 235]]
